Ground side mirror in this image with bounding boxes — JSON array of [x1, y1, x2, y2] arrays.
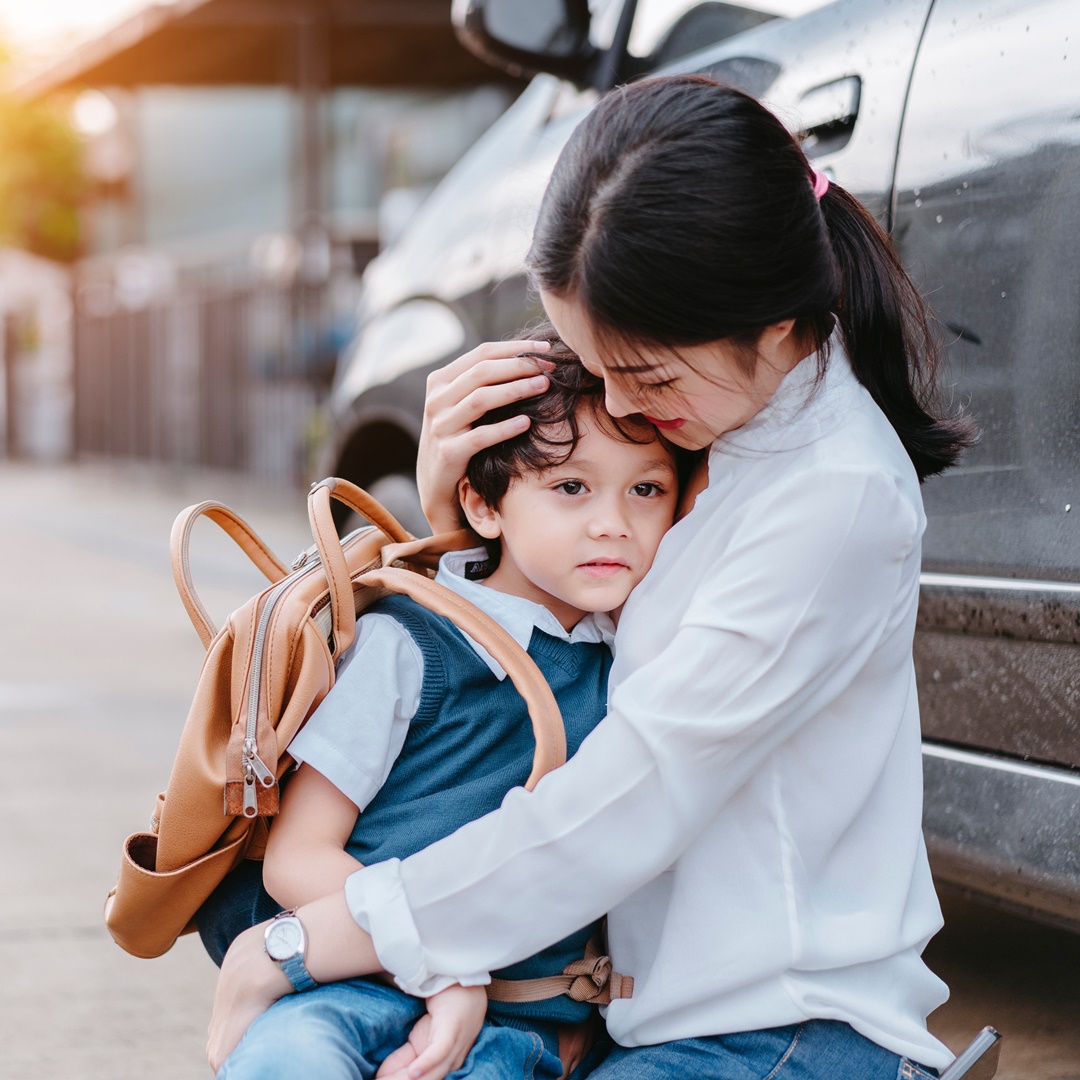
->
[[452, 0, 598, 85]]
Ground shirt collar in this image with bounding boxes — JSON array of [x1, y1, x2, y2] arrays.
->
[[434, 548, 616, 680], [708, 333, 859, 470]]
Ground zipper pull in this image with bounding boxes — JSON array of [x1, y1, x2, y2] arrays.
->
[[291, 546, 321, 571], [241, 766, 259, 818], [243, 738, 276, 788]]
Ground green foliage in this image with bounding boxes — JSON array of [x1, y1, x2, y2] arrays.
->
[[0, 93, 86, 263]]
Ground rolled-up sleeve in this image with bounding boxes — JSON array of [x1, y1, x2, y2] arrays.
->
[[346, 466, 920, 995]]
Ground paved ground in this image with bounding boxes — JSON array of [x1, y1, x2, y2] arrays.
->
[[0, 461, 312, 1079], [927, 891, 1080, 1079], [1, 460, 1077, 1078]]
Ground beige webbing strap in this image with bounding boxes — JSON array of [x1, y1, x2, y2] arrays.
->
[[486, 934, 634, 1005]]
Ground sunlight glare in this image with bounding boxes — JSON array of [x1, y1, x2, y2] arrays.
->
[[72, 90, 120, 136], [0, 0, 157, 49]]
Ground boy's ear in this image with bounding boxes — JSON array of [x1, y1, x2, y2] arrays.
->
[[458, 477, 502, 540]]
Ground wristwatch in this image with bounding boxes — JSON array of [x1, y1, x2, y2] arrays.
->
[[263, 909, 319, 993]]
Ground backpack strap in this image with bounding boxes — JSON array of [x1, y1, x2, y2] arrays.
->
[[308, 478, 568, 788], [356, 565, 568, 789], [308, 478, 414, 656], [380, 529, 477, 572], [170, 501, 291, 650]]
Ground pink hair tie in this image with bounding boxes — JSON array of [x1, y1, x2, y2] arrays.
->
[[811, 168, 830, 200]]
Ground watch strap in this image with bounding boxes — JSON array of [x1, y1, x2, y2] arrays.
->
[[278, 950, 319, 993]]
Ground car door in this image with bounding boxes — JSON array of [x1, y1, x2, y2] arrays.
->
[[892, 0, 1080, 926], [648, 0, 933, 219]]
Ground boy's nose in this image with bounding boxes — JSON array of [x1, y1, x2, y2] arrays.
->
[[588, 499, 631, 538]]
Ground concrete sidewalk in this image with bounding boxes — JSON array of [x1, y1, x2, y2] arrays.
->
[[0, 461, 313, 1079]]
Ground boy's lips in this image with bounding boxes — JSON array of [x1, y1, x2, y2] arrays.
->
[[578, 559, 630, 579], [643, 415, 687, 430]]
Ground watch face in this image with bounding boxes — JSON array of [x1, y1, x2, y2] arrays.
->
[[266, 918, 302, 960]]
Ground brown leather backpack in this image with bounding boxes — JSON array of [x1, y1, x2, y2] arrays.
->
[[104, 478, 570, 960]]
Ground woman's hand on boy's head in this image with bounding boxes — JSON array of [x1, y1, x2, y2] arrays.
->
[[375, 983, 488, 1080], [419, 341, 554, 535]]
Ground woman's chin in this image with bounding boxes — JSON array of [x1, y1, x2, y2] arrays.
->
[[658, 423, 714, 451]]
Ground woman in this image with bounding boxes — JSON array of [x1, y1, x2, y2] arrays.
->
[[209, 76, 973, 1079]]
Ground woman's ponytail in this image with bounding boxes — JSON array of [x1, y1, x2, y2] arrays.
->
[[818, 185, 976, 480]]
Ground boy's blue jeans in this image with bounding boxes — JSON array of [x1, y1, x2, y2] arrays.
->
[[217, 976, 564, 1080], [219, 982, 940, 1080]]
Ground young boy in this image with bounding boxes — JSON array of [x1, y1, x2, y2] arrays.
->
[[215, 334, 679, 1079]]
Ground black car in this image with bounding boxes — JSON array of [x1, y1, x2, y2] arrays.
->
[[323, 0, 1080, 931]]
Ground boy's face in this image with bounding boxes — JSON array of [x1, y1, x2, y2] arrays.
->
[[462, 412, 678, 630]]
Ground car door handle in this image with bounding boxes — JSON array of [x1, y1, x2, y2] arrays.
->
[[798, 76, 861, 156]]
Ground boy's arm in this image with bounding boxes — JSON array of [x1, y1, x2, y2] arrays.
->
[[262, 763, 364, 909]]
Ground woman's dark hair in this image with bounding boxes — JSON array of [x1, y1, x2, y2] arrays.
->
[[526, 75, 975, 481], [465, 326, 665, 511]]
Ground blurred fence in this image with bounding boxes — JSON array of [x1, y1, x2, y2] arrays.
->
[[73, 279, 340, 487], [0, 249, 74, 462]]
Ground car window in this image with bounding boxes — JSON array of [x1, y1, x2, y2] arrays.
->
[[894, 0, 1080, 579], [628, 0, 835, 64], [589, 0, 629, 49]]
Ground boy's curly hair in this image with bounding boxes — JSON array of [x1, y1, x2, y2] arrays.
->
[[465, 325, 658, 510]]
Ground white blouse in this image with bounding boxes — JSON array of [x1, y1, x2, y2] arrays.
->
[[344, 346, 953, 1070]]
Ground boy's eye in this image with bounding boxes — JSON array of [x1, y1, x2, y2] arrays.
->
[[555, 480, 585, 495], [632, 482, 665, 497]]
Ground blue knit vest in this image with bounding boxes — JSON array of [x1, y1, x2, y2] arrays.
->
[[346, 593, 611, 1026]]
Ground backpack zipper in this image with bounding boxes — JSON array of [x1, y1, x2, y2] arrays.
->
[[237, 525, 374, 819], [240, 553, 324, 818]]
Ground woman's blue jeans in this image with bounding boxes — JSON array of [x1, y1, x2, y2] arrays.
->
[[572, 1020, 940, 1079]]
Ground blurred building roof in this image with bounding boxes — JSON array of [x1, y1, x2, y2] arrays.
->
[[17, 0, 513, 98]]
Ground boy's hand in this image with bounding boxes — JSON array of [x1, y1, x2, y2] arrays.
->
[[376, 983, 488, 1080], [207, 921, 292, 1073]]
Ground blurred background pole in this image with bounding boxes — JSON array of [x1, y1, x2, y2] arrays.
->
[[2, 312, 15, 459], [294, 9, 331, 286]]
